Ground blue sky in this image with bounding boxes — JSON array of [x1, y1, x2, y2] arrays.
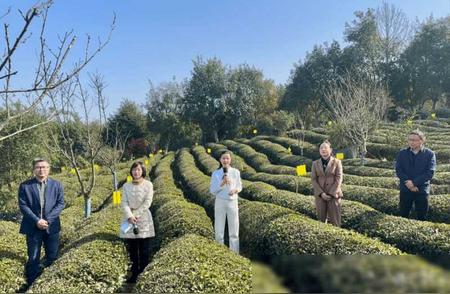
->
[[2, 0, 449, 115]]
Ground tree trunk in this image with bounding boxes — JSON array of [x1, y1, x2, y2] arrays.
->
[[213, 129, 219, 143], [84, 196, 92, 218], [432, 99, 437, 112], [165, 140, 170, 153], [112, 171, 118, 191], [360, 140, 368, 165], [347, 145, 359, 159], [201, 129, 206, 146]]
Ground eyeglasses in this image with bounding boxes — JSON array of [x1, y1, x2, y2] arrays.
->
[[34, 166, 50, 170]]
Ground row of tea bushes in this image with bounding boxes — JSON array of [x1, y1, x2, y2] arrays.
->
[[0, 163, 133, 293], [344, 158, 450, 173], [192, 146, 450, 255], [290, 127, 450, 163], [272, 255, 450, 293], [239, 181, 450, 255], [0, 221, 27, 293], [287, 130, 328, 145], [253, 135, 318, 159], [28, 206, 129, 293], [236, 138, 450, 193], [205, 143, 257, 177], [206, 141, 450, 223], [134, 153, 253, 293], [221, 140, 296, 175], [242, 138, 313, 169], [150, 153, 214, 247], [248, 172, 450, 224], [28, 162, 139, 292], [174, 149, 401, 255], [135, 234, 252, 293]]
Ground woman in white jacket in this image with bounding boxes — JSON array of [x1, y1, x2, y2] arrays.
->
[[120, 161, 154, 283], [209, 150, 242, 254]]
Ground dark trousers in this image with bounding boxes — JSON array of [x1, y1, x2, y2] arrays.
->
[[399, 191, 429, 221], [25, 231, 60, 284], [125, 238, 151, 278]]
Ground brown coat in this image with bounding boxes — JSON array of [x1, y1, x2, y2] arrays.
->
[[311, 157, 343, 198]]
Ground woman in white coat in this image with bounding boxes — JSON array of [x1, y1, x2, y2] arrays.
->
[[120, 161, 154, 283], [209, 150, 242, 254]]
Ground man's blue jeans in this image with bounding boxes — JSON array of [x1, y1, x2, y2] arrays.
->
[[25, 230, 60, 284]]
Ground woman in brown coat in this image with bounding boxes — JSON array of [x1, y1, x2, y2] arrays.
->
[[310, 140, 343, 227]]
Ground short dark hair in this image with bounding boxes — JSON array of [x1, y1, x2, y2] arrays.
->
[[220, 150, 232, 158], [32, 157, 50, 168], [319, 140, 332, 148], [409, 129, 426, 142], [130, 161, 147, 179]]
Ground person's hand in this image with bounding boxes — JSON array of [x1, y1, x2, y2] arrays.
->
[[221, 175, 231, 186], [405, 180, 414, 189], [36, 219, 48, 230], [228, 189, 238, 196], [128, 216, 137, 224], [409, 186, 419, 192], [321, 193, 332, 201]]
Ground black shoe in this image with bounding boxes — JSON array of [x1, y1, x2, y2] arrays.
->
[[16, 283, 29, 293], [126, 275, 137, 284]]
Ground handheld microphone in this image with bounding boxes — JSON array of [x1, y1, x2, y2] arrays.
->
[[223, 167, 228, 175], [133, 223, 139, 235]]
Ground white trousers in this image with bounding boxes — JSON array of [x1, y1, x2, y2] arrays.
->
[[214, 197, 239, 254]]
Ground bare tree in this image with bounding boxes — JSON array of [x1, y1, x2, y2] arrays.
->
[[46, 73, 110, 217], [97, 123, 128, 192], [291, 111, 307, 156], [324, 73, 389, 161], [376, 1, 412, 81], [0, 1, 114, 142]]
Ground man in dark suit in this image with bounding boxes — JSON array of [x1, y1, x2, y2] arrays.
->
[[18, 158, 65, 285], [395, 130, 436, 221]]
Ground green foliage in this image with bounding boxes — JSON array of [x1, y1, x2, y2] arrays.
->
[[0, 221, 27, 293], [245, 138, 313, 170], [106, 99, 148, 158], [146, 80, 201, 151], [264, 213, 400, 254], [29, 205, 129, 293], [175, 149, 402, 256], [182, 57, 228, 142], [182, 57, 284, 141], [151, 153, 214, 247], [239, 182, 450, 255], [134, 234, 252, 293], [29, 239, 128, 293], [0, 106, 48, 189], [391, 16, 450, 110], [272, 256, 450, 293], [221, 140, 297, 174], [287, 129, 328, 145], [251, 262, 289, 294], [281, 41, 346, 126], [259, 135, 318, 159], [207, 139, 450, 224]]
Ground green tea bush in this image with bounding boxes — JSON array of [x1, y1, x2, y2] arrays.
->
[[134, 234, 252, 293]]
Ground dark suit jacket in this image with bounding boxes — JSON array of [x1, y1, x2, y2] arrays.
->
[[395, 147, 436, 194], [18, 177, 65, 235], [311, 157, 343, 198]]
